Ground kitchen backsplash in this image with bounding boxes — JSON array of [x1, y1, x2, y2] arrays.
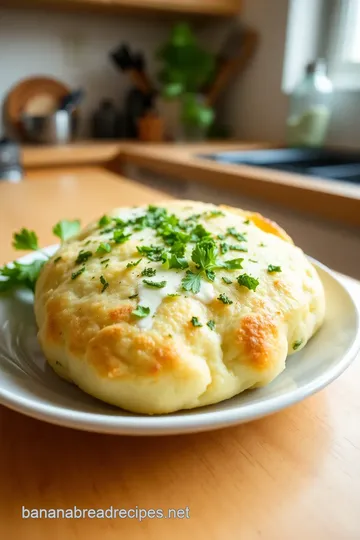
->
[[0, 8, 170, 138]]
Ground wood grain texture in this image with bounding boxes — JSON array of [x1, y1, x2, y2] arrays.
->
[[1, 167, 360, 539], [0, 0, 242, 16]]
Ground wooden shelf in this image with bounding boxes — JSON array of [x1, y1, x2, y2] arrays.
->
[[0, 0, 242, 16]]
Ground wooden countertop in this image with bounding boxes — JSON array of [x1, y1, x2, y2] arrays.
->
[[1, 167, 360, 539], [21, 141, 360, 227]]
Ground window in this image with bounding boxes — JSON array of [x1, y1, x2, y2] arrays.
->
[[328, 0, 360, 89]]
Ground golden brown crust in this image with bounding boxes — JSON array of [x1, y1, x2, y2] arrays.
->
[[34, 200, 325, 414]]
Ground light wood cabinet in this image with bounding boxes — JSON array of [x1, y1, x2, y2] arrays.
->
[[0, 0, 242, 16]]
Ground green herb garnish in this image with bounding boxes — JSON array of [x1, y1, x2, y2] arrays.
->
[[54, 256, 62, 264], [204, 210, 225, 219], [129, 293, 138, 299], [96, 242, 111, 255], [0, 259, 45, 292], [113, 230, 131, 244], [293, 339, 303, 350], [98, 215, 112, 227], [75, 250, 92, 265], [228, 245, 248, 252], [222, 276, 232, 284], [132, 305, 150, 318], [100, 275, 109, 293], [218, 258, 243, 270], [237, 273, 259, 291], [142, 279, 167, 288], [100, 258, 110, 265], [207, 320, 216, 330], [126, 259, 142, 268], [191, 316, 203, 327], [12, 228, 39, 251], [137, 245, 163, 262], [53, 220, 80, 242], [141, 267, 156, 277], [220, 242, 229, 254], [268, 265, 282, 273], [227, 227, 247, 242], [162, 253, 189, 270], [71, 267, 85, 280], [244, 219, 250, 225], [182, 270, 201, 294], [218, 293, 233, 305]]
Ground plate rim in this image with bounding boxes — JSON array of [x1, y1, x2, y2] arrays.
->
[[0, 251, 359, 435]]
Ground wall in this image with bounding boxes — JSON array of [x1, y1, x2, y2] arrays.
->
[[0, 8, 170, 138]]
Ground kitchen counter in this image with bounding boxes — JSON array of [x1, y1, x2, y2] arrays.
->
[[1, 166, 360, 539], [21, 141, 360, 227]]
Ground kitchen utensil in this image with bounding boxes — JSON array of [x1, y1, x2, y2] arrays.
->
[[205, 25, 259, 107], [21, 110, 76, 145], [110, 44, 153, 95], [138, 111, 164, 142], [4, 76, 69, 138], [0, 252, 358, 434], [58, 89, 85, 113], [91, 99, 118, 139], [0, 138, 22, 182]]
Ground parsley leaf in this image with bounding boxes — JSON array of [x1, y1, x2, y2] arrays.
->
[[222, 276, 232, 284], [268, 265, 282, 273], [218, 293, 233, 305], [132, 305, 150, 318], [98, 215, 113, 227], [207, 320, 216, 330], [192, 239, 218, 271], [53, 220, 80, 242], [204, 210, 225, 219], [218, 258, 243, 270], [237, 273, 259, 291], [191, 316, 203, 327], [113, 230, 131, 244], [126, 259, 142, 268], [129, 293, 138, 299], [162, 253, 189, 270], [71, 267, 85, 280], [244, 219, 250, 225], [0, 259, 45, 292], [191, 224, 211, 242], [293, 339, 303, 350], [141, 268, 156, 277], [205, 269, 216, 282], [220, 242, 229, 254], [100, 258, 110, 265], [182, 270, 201, 294], [100, 275, 109, 293], [228, 244, 248, 253], [143, 279, 167, 288], [75, 250, 92, 265], [227, 227, 247, 242], [12, 228, 39, 251], [137, 245, 163, 262], [96, 242, 111, 255]]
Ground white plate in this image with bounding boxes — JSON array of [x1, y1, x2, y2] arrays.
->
[[0, 247, 359, 436]]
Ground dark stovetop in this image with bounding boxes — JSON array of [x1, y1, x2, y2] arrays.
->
[[199, 148, 360, 184]]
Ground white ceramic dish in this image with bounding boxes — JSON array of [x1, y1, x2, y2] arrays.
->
[[0, 247, 359, 436]]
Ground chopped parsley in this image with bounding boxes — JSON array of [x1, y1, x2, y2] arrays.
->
[[228, 244, 248, 253], [132, 305, 150, 318], [222, 276, 232, 284], [71, 267, 85, 280], [113, 230, 131, 244], [205, 269, 216, 282], [100, 258, 110, 265], [100, 275, 109, 293], [126, 259, 142, 268], [243, 219, 250, 225], [190, 224, 212, 242], [191, 316, 203, 327], [217, 234, 226, 240], [98, 215, 112, 227], [249, 259, 258, 263], [75, 250, 92, 265], [268, 265, 282, 273], [192, 239, 218, 272], [219, 258, 243, 270], [227, 227, 247, 242], [143, 279, 166, 288], [141, 267, 156, 277], [218, 293, 233, 305], [204, 210, 225, 219], [237, 273, 259, 291], [167, 293, 179, 298], [207, 320, 216, 330], [259, 242, 266, 247], [137, 245, 163, 262], [220, 242, 229, 254], [293, 339, 303, 351], [182, 270, 201, 294], [96, 242, 111, 255], [54, 256, 62, 264], [129, 293, 138, 299], [162, 253, 189, 270]]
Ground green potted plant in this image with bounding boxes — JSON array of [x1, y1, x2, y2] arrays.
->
[[156, 23, 215, 141]]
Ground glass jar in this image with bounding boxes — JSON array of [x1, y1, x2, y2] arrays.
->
[[287, 59, 333, 147]]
